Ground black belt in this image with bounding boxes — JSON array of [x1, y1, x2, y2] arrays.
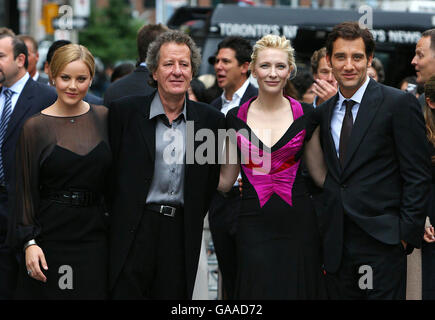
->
[[0, 185, 7, 194], [41, 188, 101, 207], [145, 203, 182, 217]]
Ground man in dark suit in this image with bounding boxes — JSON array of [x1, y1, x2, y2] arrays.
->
[[208, 36, 257, 299], [0, 30, 56, 299], [103, 24, 169, 107], [315, 22, 431, 299], [18, 35, 49, 84], [108, 30, 225, 299]]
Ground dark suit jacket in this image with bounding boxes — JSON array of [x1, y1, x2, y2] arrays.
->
[[210, 82, 258, 111], [316, 78, 431, 273], [108, 90, 225, 298], [35, 73, 49, 85], [1, 78, 57, 240], [103, 65, 155, 107]]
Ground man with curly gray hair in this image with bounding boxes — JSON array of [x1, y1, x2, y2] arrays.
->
[[107, 30, 225, 299]]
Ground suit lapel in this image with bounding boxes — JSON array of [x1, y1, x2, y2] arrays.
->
[[184, 97, 202, 178], [137, 92, 157, 162], [240, 83, 258, 106], [324, 95, 341, 179], [341, 79, 382, 173], [5, 79, 35, 143]]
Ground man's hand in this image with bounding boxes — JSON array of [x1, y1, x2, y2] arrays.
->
[[312, 79, 337, 105], [424, 225, 435, 243]]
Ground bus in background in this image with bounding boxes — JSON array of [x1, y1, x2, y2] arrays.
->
[[168, 5, 435, 87]]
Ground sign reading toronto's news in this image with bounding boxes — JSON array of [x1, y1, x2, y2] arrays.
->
[[217, 22, 422, 44]]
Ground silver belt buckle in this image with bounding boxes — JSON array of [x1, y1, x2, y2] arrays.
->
[[160, 205, 176, 217]]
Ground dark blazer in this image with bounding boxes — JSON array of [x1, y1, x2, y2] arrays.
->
[[1, 78, 57, 239], [35, 73, 49, 85], [316, 78, 431, 273], [108, 90, 225, 298], [103, 65, 155, 107], [210, 82, 258, 111]]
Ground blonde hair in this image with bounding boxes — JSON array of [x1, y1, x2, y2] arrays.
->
[[250, 34, 296, 76], [50, 44, 95, 80]]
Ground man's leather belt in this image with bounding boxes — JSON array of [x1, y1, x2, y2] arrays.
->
[[41, 188, 101, 207], [145, 204, 181, 217]]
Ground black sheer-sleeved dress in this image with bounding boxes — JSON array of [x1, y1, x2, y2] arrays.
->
[[10, 104, 111, 299], [422, 143, 435, 299], [226, 96, 326, 299]]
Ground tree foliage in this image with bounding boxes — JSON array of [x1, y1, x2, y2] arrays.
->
[[79, 0, 144, 66]]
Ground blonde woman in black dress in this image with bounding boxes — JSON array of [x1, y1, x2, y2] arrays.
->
[[9, 44, 111, 299]]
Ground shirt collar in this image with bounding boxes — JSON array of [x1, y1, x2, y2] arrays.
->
[[32, 71, 39, 81], [3, 72, 30, 96], [150, 92, 187, 121], [221, 79, 250, 104], [337, 76, 370, 110]]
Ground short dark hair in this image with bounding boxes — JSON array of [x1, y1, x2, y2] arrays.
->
[[371, 57, 385, 83], [0, 31, 28, 69], [137, 23, 170, 66], [46, 40, 71, 64], [326, 22, 375, 59], [111, 62, 135, 82], [292, 68, 314, 99], [310, 47, 327, 75], [217, 36, 253, 66], [422, 29, 435, 52]]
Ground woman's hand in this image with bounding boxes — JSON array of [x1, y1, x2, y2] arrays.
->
[[424, 225, 435, 243], [25, 245, 48, 282]]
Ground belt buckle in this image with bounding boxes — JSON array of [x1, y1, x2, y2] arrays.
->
[[160, 205, 176, 217], [70, 191, 82, 206]]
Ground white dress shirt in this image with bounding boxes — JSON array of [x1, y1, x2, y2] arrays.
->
[[220, 79, 250, 116], [0, 72, 30, 116]]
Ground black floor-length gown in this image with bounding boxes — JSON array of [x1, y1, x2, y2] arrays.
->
[[422, 143, 435, 299], [10, 104, 111, 299], [226, 96, 325, 299]]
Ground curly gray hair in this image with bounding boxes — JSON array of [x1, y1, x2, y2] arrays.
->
[[146, 30, 201, 88]]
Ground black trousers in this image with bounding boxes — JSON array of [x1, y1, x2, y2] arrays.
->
[[0, 244, 18, 300], [325, 216, 407, 300], [111, 207, 186, 300], [208, 190, 240, 300]]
